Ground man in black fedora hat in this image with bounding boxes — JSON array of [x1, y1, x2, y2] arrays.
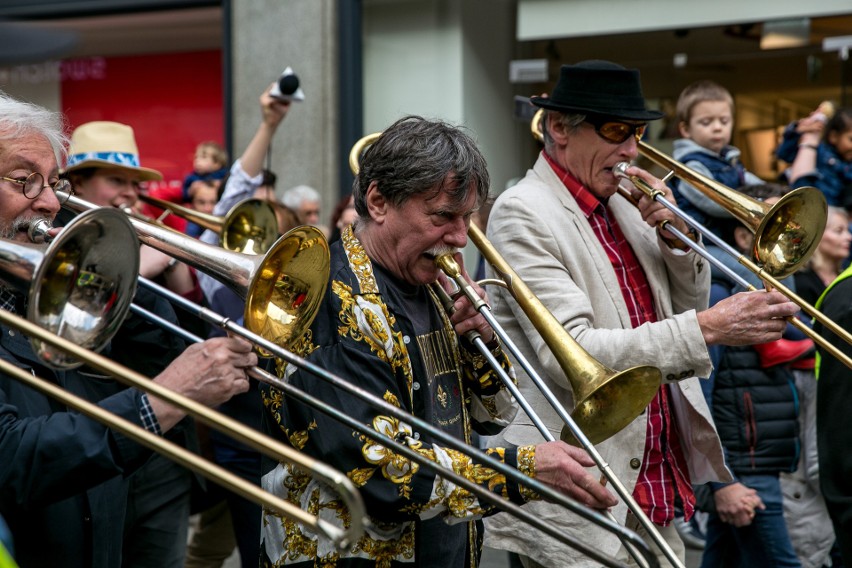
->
[[482, 60, 800, 567]]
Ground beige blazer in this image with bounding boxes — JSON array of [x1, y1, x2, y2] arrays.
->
[[482, 155, 731, 567]]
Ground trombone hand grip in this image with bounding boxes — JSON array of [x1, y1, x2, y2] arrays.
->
[[613, 162, 665, 200], [434, 253, 488, 312], [430, 283, 483, 343]]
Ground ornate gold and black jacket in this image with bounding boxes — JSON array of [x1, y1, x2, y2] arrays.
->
[[260, 226, 536, 567]]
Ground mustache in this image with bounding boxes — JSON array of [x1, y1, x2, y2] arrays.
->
[[424, 245, 458, 259]]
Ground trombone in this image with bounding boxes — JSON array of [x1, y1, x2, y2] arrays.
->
[[137, 193, 280, 255], [0, 208, 138, 369], [533, 108, 852, 369], [127, 274, 657, 568], [60, 192, 328, 350], [531, 107, 826, 279], [613, 162, 852, 371], [54, 190, 658, 566], [350, 132, 670, 567], [0, 300, 367, 550], [0, 213, 367, 549], [637, 140, 827, 279]]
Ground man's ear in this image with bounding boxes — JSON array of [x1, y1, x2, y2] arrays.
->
[[678, 121, 690, 139], [547, 113, 569, 145], [364, 181, 388, 223]]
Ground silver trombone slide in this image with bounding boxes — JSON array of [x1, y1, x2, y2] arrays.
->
[[613, 162, 852, 372], [0, 307, 366, 551], [429, 284, 652, 568], [0, 340, 319, 531], [435, 255, 680, 568], [133, 276, 658, 568]]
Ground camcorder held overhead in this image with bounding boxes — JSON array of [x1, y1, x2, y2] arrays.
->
[[270, 67, 305, 103]]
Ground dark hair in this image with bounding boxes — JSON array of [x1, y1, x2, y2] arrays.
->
[[61, 166, 97, 183], [825, 108, 852, 144], [352, 116, 490, 220], [328, 193, 355, 243], [270, 202, 299, 234]]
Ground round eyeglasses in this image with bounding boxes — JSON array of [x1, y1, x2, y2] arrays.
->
[[585, 118, 647, 145], [1, 172, 74, 204]]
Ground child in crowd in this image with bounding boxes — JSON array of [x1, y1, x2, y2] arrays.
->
[[185, 178, 221, 238], [776, 103, 852, 210], [670, 80, 762, 229], [182, 140, 229, 202]]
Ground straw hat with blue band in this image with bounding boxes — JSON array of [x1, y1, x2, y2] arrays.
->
[[63, 121, 163, 181]]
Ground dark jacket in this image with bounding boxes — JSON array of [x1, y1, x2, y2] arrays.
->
[[0, 285, 188, 567], [705, 244, 801, 477], [711, 344, 800, 474], [776, 123, 852, 208], [670, 139, 755, 229], [815, 267, 852, 564], [0, 323, 153, 568]]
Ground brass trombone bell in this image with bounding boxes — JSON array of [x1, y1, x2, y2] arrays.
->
[[61, 192, 329, 350], [138, 194, 280, 255], [457, 229, 663, 446], [637, 141, 827, 279], [0, 208, 139, 369]]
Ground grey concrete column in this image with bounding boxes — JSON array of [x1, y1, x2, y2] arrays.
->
[[230, 0, 340, 227]]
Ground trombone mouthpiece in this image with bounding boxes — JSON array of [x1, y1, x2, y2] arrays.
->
[[435, 253, 461, 278], [613, 162, 630, 179], [27, 218, 54, 244]]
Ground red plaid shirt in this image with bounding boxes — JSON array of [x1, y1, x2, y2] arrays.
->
[[543, 152, 695, 525]]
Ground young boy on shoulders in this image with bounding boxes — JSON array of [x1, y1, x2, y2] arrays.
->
[[671, 80, 763, 229]]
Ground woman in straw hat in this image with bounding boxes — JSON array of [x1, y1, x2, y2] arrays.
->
[[61, 120, 205, 568], [61, 121, 200, 299]]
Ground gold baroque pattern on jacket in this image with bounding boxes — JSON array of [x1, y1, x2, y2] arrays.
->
[[349, 394, 420, 498], [273, 329, 318, 378], [341, 225, 379, 294], [268, 463, 352, 566], [516, 444, 539, 502], [335, 210, 414, 398]]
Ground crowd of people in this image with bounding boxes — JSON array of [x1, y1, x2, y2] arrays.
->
[[0, 58, 850, 568]]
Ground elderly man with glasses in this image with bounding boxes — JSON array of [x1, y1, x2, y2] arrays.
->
[[482, 60, 800, 567], [0, 92, 257, 568]]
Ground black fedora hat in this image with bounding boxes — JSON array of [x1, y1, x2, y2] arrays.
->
[[531, 60, 664, 121]]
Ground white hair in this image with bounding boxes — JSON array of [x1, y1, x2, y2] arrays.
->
[[0, 91, 68, 166], [279, 184, 320, 209]]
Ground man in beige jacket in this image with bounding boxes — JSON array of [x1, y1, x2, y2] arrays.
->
[[482, 60, 800, 567]]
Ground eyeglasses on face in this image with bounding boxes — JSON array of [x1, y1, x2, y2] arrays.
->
[[1, 172, 74, 204], [585, 118, 647, 145]]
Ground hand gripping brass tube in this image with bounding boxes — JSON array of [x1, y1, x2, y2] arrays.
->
[[614, 161, 852, 372]]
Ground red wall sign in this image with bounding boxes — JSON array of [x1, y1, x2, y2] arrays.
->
[[61, 50, 224, 199]]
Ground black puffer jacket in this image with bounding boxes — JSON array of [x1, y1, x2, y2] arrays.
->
[[712, 344, 800, 474]]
